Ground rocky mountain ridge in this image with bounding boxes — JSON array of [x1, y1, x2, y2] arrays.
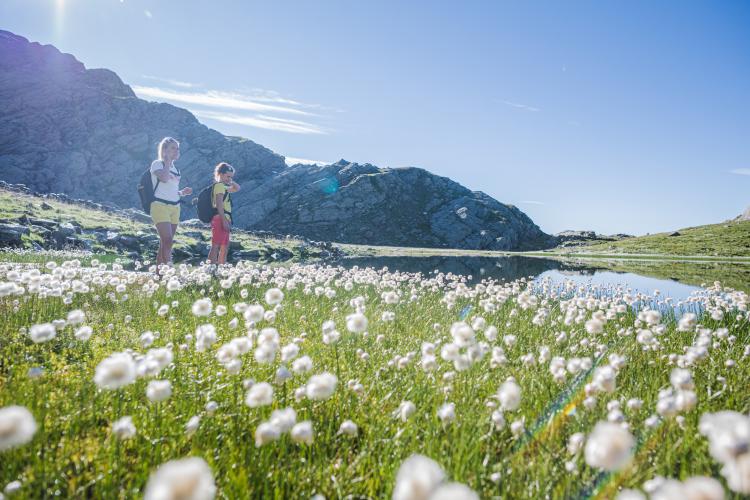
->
[[0, 29, 556, 251]]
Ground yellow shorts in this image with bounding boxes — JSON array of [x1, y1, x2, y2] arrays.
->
[[150, 201, 180, 225]]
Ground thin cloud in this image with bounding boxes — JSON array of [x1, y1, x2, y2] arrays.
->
[[519, 200, 545, 205], [500, 100, 540, 112], [730, 168, 750, 176], [144, 10, 152, 18], [141, 75, 200, 89], [132, 86, 314, 117], [194, 110, 327, 135], [285, 156, 331, 166]]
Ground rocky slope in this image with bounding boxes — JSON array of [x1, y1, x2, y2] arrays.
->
[[736, 207, 750, 222], [0, 30, 556, 251], [555, 230, 633, 248], [0, 182, 342, 263]]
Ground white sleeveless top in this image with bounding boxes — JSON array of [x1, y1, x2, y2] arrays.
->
[[149, 160, 181, 203]]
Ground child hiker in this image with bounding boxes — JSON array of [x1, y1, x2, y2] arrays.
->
[[208, 162, 240, 264]]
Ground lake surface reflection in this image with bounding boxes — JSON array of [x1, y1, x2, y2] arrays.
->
[[336, 255, 706, 302]]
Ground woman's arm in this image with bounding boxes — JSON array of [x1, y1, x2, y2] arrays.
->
[[154, 162, 171, 183], [228, 181, 241, 193]]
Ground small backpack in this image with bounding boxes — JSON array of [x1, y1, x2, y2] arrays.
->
[[136, 168, 160, 212], [196, 183, 231, 223]]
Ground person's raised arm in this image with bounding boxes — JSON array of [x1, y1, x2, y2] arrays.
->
[[228, 181, 241, 193], [154, 161, 171, 183]]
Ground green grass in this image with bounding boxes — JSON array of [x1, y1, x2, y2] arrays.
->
[[0, 258, 748, 498], [553, 220, 750, 258], [0, 249, 128, 267]]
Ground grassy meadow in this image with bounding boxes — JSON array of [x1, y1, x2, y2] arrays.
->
[[0, 254, 749, 499], [553, 220, 750, 258]]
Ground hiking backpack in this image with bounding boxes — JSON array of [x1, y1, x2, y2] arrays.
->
[[137, 168, 160, 212], [196, 183, 231, 223]]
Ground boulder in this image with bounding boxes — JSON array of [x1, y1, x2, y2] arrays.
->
[[120, 208, 152, 224], [0, 222, 28, 247]]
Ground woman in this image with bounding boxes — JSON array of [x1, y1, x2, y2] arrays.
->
[[150, 137, 192, 266], [208, 162, 241, 265]]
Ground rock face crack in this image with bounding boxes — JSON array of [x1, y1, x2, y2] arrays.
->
[[0, 30, 557, 251]]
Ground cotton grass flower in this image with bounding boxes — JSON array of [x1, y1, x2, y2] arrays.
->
[[292, 355, 313, 374], [146, 380, 172, 402], [291, 421, 314, 444], [4, 480, 22, 495], [245, 382, 274, 408], [699, 411, 750, 464], [66, 309, 85, 325], [244, 304, 265, 323], [339, 420, 358, 436], [392, 454, 445, 500], [270, 408, 296, 432], [0, 406, 37, 451], [94, 352, 136, 390], [195, 324, 217, 352], [437, 403, 456, 425], [28, 323, 56, 343], [185, 416, 201, 437], [112, 416, 136, 440], [584, 421, 635, 471], [396, 401, 417, 422], [429, 483, 479, 500], [498, 379, 521, 411], [265, 288, 284, 305], [255, 422, 281, 447], [568, 432, 585, 455], [677, 313, 697, 332], [346, 312, 368, 333], [191, 298, 213, 317], [74, 325, 93, 341], [306, 373, 338, 400], [143, 456, 216, 500]]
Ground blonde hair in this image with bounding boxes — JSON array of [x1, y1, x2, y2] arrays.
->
[[157, 137, 179, 162], [213, 162, 235, 182]]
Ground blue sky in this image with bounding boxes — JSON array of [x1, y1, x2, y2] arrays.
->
[[2, 0, 749, 235]]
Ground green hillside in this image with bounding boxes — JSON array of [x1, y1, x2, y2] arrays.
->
[[556, 220, 750, 257]]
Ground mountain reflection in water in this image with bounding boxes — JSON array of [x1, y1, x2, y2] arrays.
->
[[336, 256, 595, 283]]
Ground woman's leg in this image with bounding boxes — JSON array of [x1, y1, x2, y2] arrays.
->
[[208, 245, 220, 264], [168, 223, 178, 264], [155, 222, 173, 265], [218, 245, 228, 264]]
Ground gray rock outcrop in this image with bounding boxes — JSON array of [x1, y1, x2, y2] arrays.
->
[[0, 30, 556, 251], [555, 230, 633, 248], [241, 160, 555, 250]]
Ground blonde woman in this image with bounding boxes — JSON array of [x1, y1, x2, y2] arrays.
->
[[150, 137, 192, 266], [208, 162, 240, 265]]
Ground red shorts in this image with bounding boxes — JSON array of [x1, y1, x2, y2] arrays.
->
[[211, 215, 230, 246]]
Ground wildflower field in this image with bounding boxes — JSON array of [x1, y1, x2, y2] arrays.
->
[[0, 256, 749, 499]]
